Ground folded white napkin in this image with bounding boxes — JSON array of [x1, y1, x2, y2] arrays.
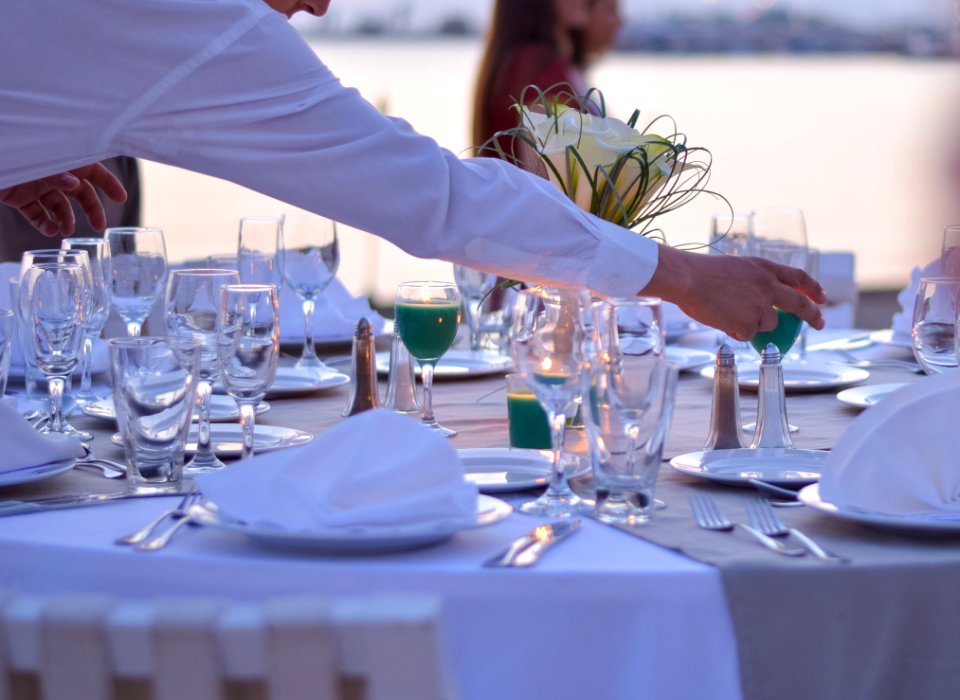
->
[[819, 371, 960, 516], [196, 409, 478, 531], [0, 401, 85, 472], [890, 259, 939, 345], [278, 278, 385, 342]]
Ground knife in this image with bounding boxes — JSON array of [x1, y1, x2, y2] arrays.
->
[[806, 334, 873, 352], [483, 519, 581, 568], [0, 490, 191, 517]]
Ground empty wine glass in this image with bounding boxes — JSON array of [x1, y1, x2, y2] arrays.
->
[[19, 261, 88, 437], [277, 212, 339, 373], [61, 237, 112, 405], [453, 264, 497, 352], [106, 227, 168, 337], [165, 268, 240, 472], [218, 284, 280, 460], [709, 211, 753, 256], [238, 216, 281, 284], [510, 286, 594, 517], [395, 281, 462, 437], [940, 225, 960, 277], [912, 276, 960, 374], [750, 207, 808, 249]]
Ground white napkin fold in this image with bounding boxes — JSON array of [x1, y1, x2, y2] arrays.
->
[[819, 371, 960, 516], [278, 278, 385, 342], [890, 259, 939, 345], [196, 409, 478, 532], [0, 401, 85, 472]]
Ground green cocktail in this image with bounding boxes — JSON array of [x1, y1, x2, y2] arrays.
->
[[750, 308, 803, 356], [507, 390, 552, 449], [395, 301, 461, 363]]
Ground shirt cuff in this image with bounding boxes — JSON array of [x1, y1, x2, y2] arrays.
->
[[584, 220, 660, 298]]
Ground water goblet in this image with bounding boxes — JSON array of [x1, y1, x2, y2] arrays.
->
[[395, 281, 462, 437], [749, 206, 808, 248], [0, 309, 13, 399], [911, 276, 960, 374], [238, 216, 281, 284], [105, 227, 168, 337], [61, 237, 112, 405], [709, 211, 753, 256], [509, 286, 594, 517], [453, 264, 497, 352], [940, 225, 960, 277], [217, 284, 280, 459], [277, 212, 339, 373], [604, 297, 665, 360], [164, 268, 240, 472], [19, 262, 88, 437]]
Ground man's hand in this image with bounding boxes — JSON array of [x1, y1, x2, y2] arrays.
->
[[0, 163, 128, 236], [644, 245, 827, 340]]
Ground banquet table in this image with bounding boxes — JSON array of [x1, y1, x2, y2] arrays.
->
[[0, 328, 952, 700]]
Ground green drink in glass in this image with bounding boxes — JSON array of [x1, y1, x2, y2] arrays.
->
[[750, 308, 803, 357], [506, 374, 552, 449], [395, 282, 462, 437]]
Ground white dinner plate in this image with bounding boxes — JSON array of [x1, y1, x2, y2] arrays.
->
[[111, 424, 313, 457], [458, 448, 589, 493], [214, 367, 349, 399], [0, 457, 78, 489], [670, 447, 828, 487], [799, 483, 960, 536], [664, 347, 715, 372], [869, 328, 912, 349], [375, 349, 513, 379], [699, 361, 870, 393], [212, 494, 513, 553], [82, 395, 270, 423], [836, 383, 907, 409]]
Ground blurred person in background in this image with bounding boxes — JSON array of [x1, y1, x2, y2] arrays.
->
[[0, 0, 824, 341]]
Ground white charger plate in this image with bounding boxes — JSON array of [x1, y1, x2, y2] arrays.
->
[[869, 328, 912, 349], [664, 347, 715, 372], [670, 447, 828, 487], [212, 494, 513, 553], [799, 483, 960, 535], [699, 361, 869, 393], [111, 424, 313, 457], [836, 383, 907, 409], [214, 367, 349, 399], [0, 457, 77, 488], [82, 395, 270, 423], [458, 448, 589, 493], [375, 349, 512, 379]]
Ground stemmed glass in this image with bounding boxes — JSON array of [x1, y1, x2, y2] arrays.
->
[[510, 286, 594, 517], [238, 216, 281, 284], [277, 212, 339, 373], [940, 225, 960, 277], [165, 268, 240, 472], [750, 238, 808, 361], [105, 227, 168, 337], [395, 282, 462, 437], [911, 276, 960, 374], [218, 284, 280, 460], [61, 238, 112, 405], [453, 264, 497, 352], [18, 261, 88, 437]]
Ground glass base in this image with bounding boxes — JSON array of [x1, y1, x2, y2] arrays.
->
[[421, 419, 456, 438], [518, 488, 593, 518], [47, 421, 94, 443], [295, 355, 333, 373], [743, 422, 800, 434], [184, 451, 227, 474]]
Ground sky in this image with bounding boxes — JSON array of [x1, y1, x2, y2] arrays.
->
[[312, 0, 956, 32]]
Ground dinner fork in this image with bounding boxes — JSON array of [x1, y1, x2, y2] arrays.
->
[[116, 490, 203, 546], [689, 493, 805, 557], [746, 498, 849, 563]]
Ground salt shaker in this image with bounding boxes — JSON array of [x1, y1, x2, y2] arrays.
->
[[750, 343, 795, 449], [702, 344, 746, 450], [342, 317, 381, 417], [384, 329, 420, 414]]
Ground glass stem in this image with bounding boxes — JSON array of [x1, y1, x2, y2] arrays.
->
[[126, 320, 142, 337], [419, 362, 436, 426], [546, 410, 569, 493], [239, 401, 256, 460], [78, 336, 94, 396], [467, 299, 482, 351], [47, 376, 67, 433], [301, 297, 318, 362], [195, 380, 214, 458]]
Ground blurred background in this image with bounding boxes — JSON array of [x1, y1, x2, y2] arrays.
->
[[141, 0, 960, 322]]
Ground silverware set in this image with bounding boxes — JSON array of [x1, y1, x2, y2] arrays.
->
[[115, 491, 219, 551], [484, 520, 581, 568]]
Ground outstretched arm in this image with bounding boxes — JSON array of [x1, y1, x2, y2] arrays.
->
[[0, 163, 128, 236], [645, 245, 826, 340]]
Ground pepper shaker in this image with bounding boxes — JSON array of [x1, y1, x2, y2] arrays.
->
[[702, 344, 746, 450], [384, 329, 420, 414], [342, 317, 381, 417], [750, 343, 795, 449]]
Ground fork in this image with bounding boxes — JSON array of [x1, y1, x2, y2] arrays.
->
[[116, 490, 203, 546], [689, 493, 805, 557], [746, 498, 849, 563]]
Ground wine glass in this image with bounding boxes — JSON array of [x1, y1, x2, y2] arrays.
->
[[940, 225, 960, 277], [453, 264, 497, 352], [277, 212, 339, 373], [709, 211, 753, 256], [749, 207, 808, 248], [238, 216, 281, 284], [911, 276, 960, 374], [218, 284, 279, 460], [164, 268, 240, 472], [509, 286, 594, 517], [105, 227, 168, 337], [395, 281, 462, 437], [61, 238, 112, 405], [18, 261, 88, 437]]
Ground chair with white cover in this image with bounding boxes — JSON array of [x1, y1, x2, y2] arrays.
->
[[0, 591, 455, 700]]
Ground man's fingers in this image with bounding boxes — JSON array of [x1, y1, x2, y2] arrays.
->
[[70, 178, 108, 231], [39, 190, 76, 236], [19, 199, 60, 237], [774, 262, 827, 304], [72, 164, 127, 204]]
